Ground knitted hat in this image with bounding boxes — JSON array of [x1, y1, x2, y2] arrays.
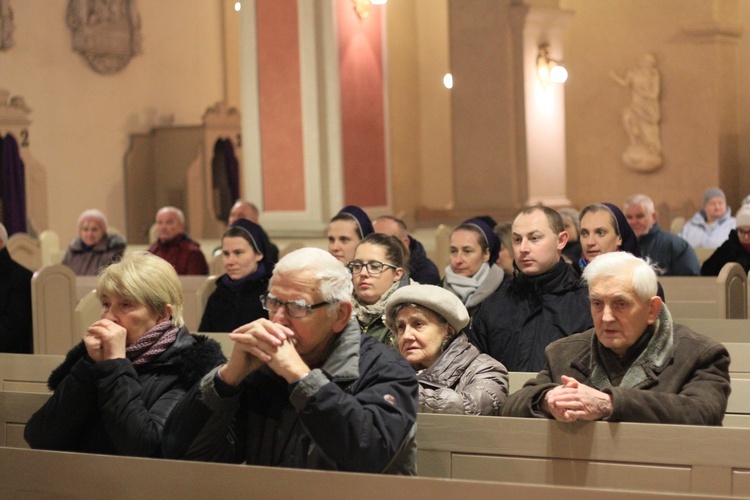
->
[[336, 205, 374, 239], [77, 209, 108, 234], [736, 206, 750, 229], [704, 188, 726, 206], [462, 217, 501, 265], [228, 218, 268, 261], [602, 203, 641, 258], [385, 284, 469, 334]]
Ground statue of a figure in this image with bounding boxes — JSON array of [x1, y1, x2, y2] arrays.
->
[[610, 54, 663, 172]]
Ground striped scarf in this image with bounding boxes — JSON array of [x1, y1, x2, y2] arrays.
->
[[126, 320, 179, 365]]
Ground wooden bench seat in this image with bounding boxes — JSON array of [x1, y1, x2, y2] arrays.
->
[[0, 447, 673, 499]]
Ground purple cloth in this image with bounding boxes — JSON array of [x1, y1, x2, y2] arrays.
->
[[1, 135, 27, 235]]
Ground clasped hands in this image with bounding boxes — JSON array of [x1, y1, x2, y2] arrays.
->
[[541, 375, 613, 422], [84, 319, 128, 363], [219, 319, 310, 387]]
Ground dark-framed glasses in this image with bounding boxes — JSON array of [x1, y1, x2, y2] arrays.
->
[[738, 228, 750, 237], [260, 294, 331, 318], [347, 260, 398, 275]]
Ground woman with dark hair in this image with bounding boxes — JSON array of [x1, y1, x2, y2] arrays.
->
[[199, 219, 271, 332], [25, 252, 225, 456], [386, 284, 508, 415], [348, 233, 409, 345], [576, 203, 640, 273], [443, 217, 508, 318], [327, 205, 374, 265]]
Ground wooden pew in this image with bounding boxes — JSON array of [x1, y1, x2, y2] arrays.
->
[[416, 414, 750, 496], [31, 264, 77, 355], [6, 232, 41, 272], [0, 447, 670, 499], [201, 332, 233, 358], [0, 353, 61, 393], [660, 262, 747, 319]]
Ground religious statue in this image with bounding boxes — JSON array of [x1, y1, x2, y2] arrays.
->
[[610, 54, 663, 172]]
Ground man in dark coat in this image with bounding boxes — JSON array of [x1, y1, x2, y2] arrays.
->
[[162, 247, 418, 474], [469, 206, 592, 372], [147, 206, 208, 275], [0, 223, 33, 353], [502, 252, 730, 425], [373, 215, 441, 285], [624, 194, 700, 276]]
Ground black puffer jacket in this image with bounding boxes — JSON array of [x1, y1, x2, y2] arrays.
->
[[469, 259, 592, 372], [24, 329, 225, 457], [198, 274, 269, 332]]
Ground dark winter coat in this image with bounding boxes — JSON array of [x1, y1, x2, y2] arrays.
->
[[198, 274, 269, 332], [416, 334, 508, 415], [639, 222, 700, 276], [148, 234, 209, 275], [701, 229, 750, 276], [0, 247, 32, 353], [408, 236, 441, 285], [469, 259, 593, 372], [502, 305, 730, 425], [62, 233, 127, 275], [161, 319, 419, 474], [24, 329, 226, 456]]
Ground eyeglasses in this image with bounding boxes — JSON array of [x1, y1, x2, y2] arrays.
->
[[347, 260, 398, 275], [738, 228, 750, 237], [260, 294, 331, 318]]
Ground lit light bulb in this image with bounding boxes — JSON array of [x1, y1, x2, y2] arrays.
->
[[443, 73, 453, 89]]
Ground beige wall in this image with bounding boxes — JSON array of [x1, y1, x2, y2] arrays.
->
[[0, 0, 226, 244], [562, 0, 745, 214]]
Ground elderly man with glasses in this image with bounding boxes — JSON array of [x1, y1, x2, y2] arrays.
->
[[162, 247, 418, 474]]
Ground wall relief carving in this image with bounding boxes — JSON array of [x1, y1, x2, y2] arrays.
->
[[0, 0, 15, 50], [66, 0, 142, 75], [610, 54, 663, 172]]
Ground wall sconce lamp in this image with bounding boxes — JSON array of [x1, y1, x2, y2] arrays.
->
[[537, 43, 568, 89], [352, 0, 387, 20]]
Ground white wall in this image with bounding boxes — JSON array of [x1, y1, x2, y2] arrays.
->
[[0, 0, 226, 243]]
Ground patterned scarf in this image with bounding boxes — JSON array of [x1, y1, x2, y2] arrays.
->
[[126, 320, 179, 366], [353, 280, 400, 328]]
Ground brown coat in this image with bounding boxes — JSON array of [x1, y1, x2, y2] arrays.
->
[[502, 305, 731, 425]]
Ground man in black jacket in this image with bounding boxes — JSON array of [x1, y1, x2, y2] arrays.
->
[[469, 207, 592, 372], [0, 223, 33, 353], [162, 247, 418, 474], [373, 215, 441, 285]]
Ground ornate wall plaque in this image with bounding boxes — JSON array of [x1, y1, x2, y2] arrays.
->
[[0, 0, 15, 50], [66, 0, 142, 75]]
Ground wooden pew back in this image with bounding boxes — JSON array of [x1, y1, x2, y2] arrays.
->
[[31, 264, 77, 355], [7, 232, 41, 272]]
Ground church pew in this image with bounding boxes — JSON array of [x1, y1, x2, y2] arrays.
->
[[660, 262, 747, 319], [0, 447, 672, 500], [416, 414, 750, 496], [200, 331, 234, 358], [6, 232, 41, 272]]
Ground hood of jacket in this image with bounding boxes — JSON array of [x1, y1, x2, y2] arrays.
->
[[68, 233, 127, 254]]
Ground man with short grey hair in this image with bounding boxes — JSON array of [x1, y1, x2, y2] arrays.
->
[[163, 247, 418, 474], [623, 194, 700, 276], [502, 252, 730, 425], [0, 223, 33, 353], [147, 206, 208, 275]]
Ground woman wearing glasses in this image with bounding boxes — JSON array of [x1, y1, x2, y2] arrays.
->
[[701, 205, 750, 275], [443, 217, 507, 319], [199, 219, 271, 332], [385, 284, 508, 415], [348, 233, 410, 346]]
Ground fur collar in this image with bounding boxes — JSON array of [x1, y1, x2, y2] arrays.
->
[[47, 329, 226, 391]]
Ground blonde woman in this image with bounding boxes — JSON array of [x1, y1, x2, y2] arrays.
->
[[25, 252, 225, 456]]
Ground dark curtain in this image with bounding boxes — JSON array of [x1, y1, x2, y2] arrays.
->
[[211, 138, 240, 221], [0, 135, 27, 235]]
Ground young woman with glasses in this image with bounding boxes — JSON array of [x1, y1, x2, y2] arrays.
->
[[347, 233, 410, 346]]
